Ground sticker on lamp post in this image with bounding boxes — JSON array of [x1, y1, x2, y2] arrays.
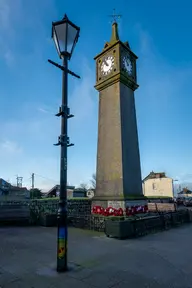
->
[[58, 239, 66, 259], [58, 227, 66, 259]]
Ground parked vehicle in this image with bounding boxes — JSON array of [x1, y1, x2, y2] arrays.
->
[[176, 197, 185, 205], [183, 197, 192, 207]]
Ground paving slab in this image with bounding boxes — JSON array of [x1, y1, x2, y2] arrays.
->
[[0, 225, 192, 287]]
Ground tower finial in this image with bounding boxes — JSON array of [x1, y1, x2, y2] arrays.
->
[[108, 9, 121, 43], [109, 8, 121, 24]]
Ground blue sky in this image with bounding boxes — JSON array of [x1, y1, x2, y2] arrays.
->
[[0, 0, 192, 191]]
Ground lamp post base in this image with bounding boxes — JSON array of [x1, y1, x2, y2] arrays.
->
[[57, 201, 68, 272]]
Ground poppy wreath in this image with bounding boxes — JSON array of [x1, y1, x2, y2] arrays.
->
[[107, 207, 115, 215], [125, 207, 134, 216], [103, 207, 110, 216], [114, 207, 124, 216], [144, 205, 148, 213], [104, 207, 116, 216], [92, 205, 104, 215], [131, 206, 136, 214], [125, 205, 148, 216], [92, 205, 148, 216], [133, 205, 148, 214], [92, 206, 124, 216], [102, 208, 109, 216], [135, 205, 143, 214]]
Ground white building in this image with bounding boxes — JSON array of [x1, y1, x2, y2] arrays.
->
[[143, 171, 173, 198]]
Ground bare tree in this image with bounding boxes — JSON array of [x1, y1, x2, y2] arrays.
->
[[79, 183, 88, 191], [90, 173, 96, 189]]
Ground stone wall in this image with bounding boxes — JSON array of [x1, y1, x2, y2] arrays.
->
[[30, 199, 92, 223], [0, 201, 30, 223]]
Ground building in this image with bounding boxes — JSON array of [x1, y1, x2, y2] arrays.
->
[[73, 188, 87, 198], [177, 188, 192, 198], [46, 185, 75, 199], [0, 178, 11, 195], [9, 186, 29, 197], [143, 171, 173, 198], [0, 178, 29, 200]]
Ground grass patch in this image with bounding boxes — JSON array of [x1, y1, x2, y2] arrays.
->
[[92, 215, 137, 221], [93, 195, 147, 201], [32, 197, 90, 201], [146, 196, 172, 199]]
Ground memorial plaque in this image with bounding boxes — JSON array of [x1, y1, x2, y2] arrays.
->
[[107, 201, 123, 209]]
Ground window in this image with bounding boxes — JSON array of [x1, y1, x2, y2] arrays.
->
[[152, 183, 157, 190]]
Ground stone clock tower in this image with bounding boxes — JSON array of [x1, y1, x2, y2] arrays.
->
[[93, 21, 143, 207]]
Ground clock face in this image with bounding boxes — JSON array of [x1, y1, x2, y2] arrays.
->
[[123, 56, 133, 76], [101, 55, 114, 75]]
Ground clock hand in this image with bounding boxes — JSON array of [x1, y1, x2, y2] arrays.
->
[[104, 59, 109, 66]]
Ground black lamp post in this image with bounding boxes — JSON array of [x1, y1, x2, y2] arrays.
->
[[173, 179, 178, 197], [49, 14, 80, 272]]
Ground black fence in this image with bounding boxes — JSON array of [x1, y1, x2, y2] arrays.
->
[[69, 210, 191, 235], [132, 210, 190, 237]]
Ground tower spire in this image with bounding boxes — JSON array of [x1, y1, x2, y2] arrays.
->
[[110, 22, 119, 43]]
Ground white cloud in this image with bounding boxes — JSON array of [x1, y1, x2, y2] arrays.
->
[[69, 58, 96, 123], [0, 0, 55, 66], [0, 0, 22, 29], [4, 50, 14, 66], [177, 174, 192, 183], [0, 0, 22, 66], [0, 140, 22, 155], [37, 107, 51, 114], [0, 0, 10, 29]]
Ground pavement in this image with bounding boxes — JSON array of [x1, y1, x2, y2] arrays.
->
[[1, 225, 192, 287]]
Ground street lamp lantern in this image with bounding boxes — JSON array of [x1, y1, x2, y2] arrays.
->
[[52, 14, 80, 60]]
